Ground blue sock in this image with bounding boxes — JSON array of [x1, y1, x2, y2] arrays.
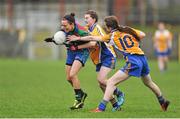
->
[[98, 100, 108, 111], [113, 88, 123, 96]]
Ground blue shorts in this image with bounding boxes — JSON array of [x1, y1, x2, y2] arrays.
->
[[121, 54, 150, 77], [66, 49, 89, 67], [96, 56, 116, 72], [155, 49, 171, 57]]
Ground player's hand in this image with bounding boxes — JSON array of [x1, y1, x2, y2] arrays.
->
[[44, 37, 53, 42], [44, 37, 60, 45], [67, 35, 81, 42]]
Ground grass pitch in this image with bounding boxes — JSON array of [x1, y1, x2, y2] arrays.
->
[[0, 59, 179, 118]]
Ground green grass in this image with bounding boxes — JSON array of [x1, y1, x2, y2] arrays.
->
[[0, 59, 180, 118]]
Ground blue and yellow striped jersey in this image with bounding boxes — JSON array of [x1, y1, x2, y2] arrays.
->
[[88, 23, 116, 65], [154, 30, 172, 52]]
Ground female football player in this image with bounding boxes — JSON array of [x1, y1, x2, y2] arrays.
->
[[68, 16, 170, 112], [69, 10, 125, 111], [44, 13, 89, 110], [154, 22, 172, 72]]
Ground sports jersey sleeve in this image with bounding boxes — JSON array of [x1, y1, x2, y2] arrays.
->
[[78, 30, 89, 36], [101, 34, 111, 42], [72, 29, 89, 45], [134, 29, 144, 39], [134, 29, 141, 36], [131, 28, 145, 40], [165, 30, 172, 41]]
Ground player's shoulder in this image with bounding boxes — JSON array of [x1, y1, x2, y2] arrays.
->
[[155, 30, 160, 34], [78, 29, 89, 36], [113, 30, 124, 37], [155, 30, 161, 37], [94, 24, 105, 34], [95, 24, 103, 29], [164, 29, 171, 35], [96, 24, 105, 31]]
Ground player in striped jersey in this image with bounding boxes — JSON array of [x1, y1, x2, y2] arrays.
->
[[68, 16, 170, 112]]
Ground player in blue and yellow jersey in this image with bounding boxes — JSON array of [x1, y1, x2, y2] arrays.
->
[[68, 16, 170, 112], [44, 13, 89, 110], [69, 10, 124, 111], [154, 22, 172, 72]]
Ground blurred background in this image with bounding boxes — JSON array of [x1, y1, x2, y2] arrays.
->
[[0, 0, 180, 60]]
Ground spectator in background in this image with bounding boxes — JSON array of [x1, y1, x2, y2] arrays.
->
[[153, 22, 173, 72], [13, 28, 26, 57]]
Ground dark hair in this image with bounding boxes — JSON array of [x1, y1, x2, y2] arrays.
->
[[104, 16, 140, 41], [85, 10, 98, 22], [63, 13, 75, 24]]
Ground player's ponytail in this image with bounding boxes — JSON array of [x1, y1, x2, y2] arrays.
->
[[104, 16, 140, 41], [63, 13, 75, 25], [118, 25, 140, 41]]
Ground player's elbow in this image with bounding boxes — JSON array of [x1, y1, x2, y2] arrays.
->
[[139, 32, 146, 39]]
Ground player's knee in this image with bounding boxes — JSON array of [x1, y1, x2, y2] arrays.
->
[[98, 82, 104, 88], [97, 80, 104, 86], [143, 82, 149, 87], [66, 76, 73, 86], [66, 76, 72, 82], [97, 77, 106, 85], [99, 83, 106, 92], [69, 72, 76, 80], [143, 80, 152, 87], [67, 79, 72, 85]]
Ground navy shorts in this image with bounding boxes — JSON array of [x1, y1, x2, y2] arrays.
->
[[121, 54, 150, 77], [66, 49, 89, 66], [96, 56, 116, 72], [155, 49, 171, 57]]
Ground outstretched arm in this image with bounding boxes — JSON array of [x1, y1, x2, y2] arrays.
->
[[78, 41, 97, 49], [67, 35, 103, 42], [44, 37, 59, 45], [138, 31, 146, 39], [133, 28, 146, 39]]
